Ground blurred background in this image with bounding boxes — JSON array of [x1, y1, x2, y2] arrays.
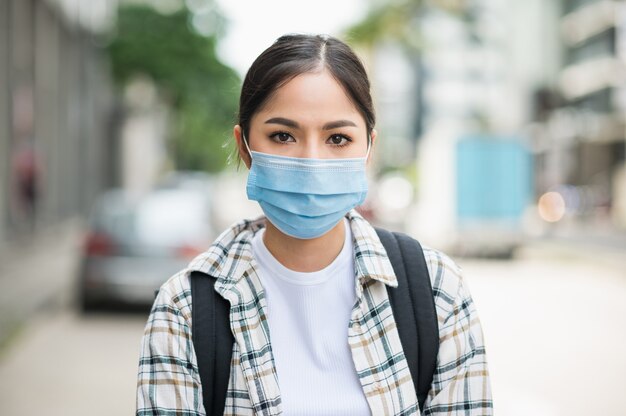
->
[[1, 0, 625, 414]]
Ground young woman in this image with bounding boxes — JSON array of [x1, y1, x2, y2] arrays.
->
[[136, 34, 492, 416]]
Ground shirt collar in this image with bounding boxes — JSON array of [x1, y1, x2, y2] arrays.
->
[[187, 209, 398, 297], [346, 209, 398, 288]]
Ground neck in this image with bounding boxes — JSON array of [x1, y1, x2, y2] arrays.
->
[[262, 219, 346, 273]]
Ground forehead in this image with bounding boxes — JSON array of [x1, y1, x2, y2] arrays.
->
[[255, 70, 363, 124]]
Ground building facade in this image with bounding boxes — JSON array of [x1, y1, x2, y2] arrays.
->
[[535, 0, 626, 231], [0, 0, 119, 246]]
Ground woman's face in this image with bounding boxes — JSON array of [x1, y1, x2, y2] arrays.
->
[[236, 69, 375, 165]]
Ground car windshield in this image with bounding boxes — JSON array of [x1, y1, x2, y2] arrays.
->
[[134, 190, 211, 248], [91, 189, 212, 253]]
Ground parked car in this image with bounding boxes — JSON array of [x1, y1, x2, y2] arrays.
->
[[78, 186, 215, 310]]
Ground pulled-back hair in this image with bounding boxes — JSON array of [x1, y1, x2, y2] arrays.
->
[[238, 34, 375, 140]]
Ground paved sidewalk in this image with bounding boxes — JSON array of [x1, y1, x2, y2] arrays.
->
[[518, 234, 626, 271], [0, 219, 83, 352]]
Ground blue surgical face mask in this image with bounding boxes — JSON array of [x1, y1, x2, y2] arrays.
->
[[243, 135, 371, 239]]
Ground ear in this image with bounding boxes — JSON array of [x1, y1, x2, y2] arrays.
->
[[367, 129, 377, 165], [234, 125, 252, 169]]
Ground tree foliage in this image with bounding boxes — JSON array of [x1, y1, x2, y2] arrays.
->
[[346, 0, 472, 49], [347, 1, 422, 47], [107, 5, 240, 172]]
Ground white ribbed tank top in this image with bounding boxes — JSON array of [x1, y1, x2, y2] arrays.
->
[[251, 218, 370, 416]]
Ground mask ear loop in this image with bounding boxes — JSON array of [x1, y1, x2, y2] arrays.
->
[[242, 133, 253, 159]]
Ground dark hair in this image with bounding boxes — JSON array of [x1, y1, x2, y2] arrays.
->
[[238, 34, 375, 141]]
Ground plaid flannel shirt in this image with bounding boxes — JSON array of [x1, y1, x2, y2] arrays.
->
[[136, 209, 492, 415]]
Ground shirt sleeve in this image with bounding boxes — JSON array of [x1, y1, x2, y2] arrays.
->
[[422, 250, 493, 415], [136, 275, 205, 416]]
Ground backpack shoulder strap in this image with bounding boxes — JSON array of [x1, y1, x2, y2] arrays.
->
[[374, 227, 439, 411], [190, 270, 233, 416]]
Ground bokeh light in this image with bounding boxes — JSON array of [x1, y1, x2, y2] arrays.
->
[[538, 191, 566, 222]]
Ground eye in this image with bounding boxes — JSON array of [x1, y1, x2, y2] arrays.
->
[[327, 134, 352, 147], [269, 132, 295, 144]]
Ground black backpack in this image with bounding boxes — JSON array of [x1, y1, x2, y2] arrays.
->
[[190, 228, 439, 415]]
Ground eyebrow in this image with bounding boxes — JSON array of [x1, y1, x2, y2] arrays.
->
[[322, 119, 358, 130], [264, 117, 358, 130], [265, 117, 299, 129]]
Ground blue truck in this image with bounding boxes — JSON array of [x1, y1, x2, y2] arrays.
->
[[454, 135, 534, 257]]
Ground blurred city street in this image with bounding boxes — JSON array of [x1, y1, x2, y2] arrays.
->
[[0, 219, 82, 346], [0, 311, 143, 416], [463, 251, 626, 416], [0, 220, 144, 416], [0, 220, 625, 416], [2, 0, 626, 415]]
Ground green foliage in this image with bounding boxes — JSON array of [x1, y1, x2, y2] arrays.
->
[[346, 2, 421, 47], [346, 0, 470, 49], [107, 4, 240, 172]]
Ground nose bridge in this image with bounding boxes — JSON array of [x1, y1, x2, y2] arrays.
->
[[298, 132, 322, 159]]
